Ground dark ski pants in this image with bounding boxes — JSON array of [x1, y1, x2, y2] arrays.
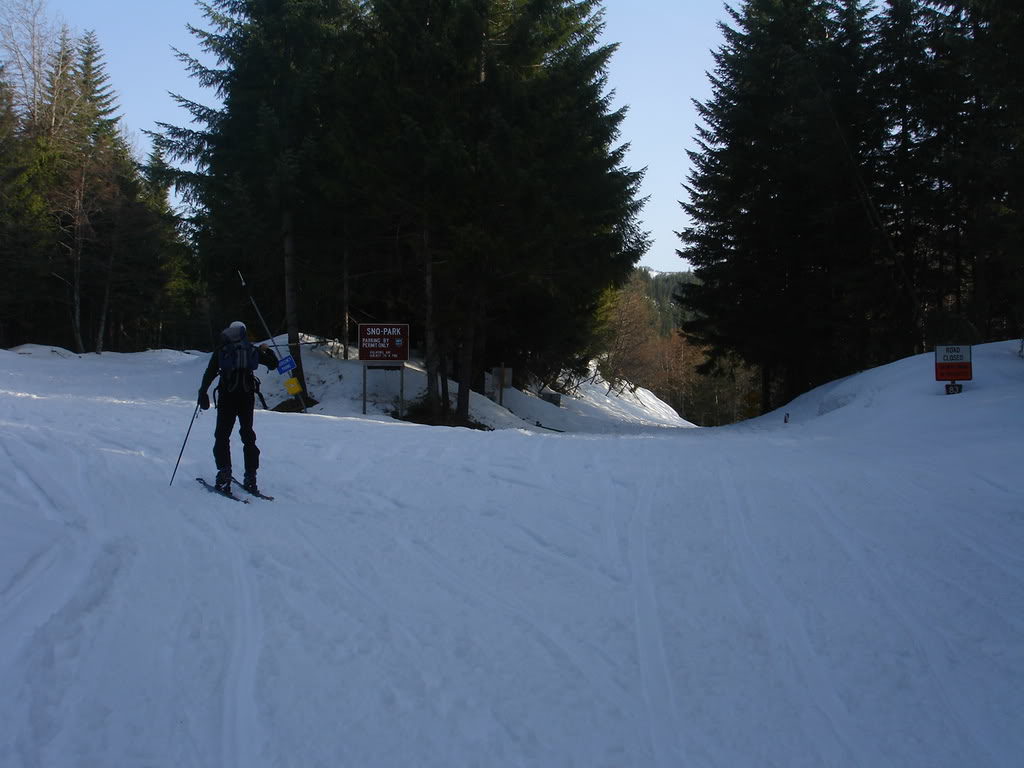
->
[[213, 390, 260, 474]]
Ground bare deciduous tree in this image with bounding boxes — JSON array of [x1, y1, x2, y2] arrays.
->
[[0, 0, 54, 127]]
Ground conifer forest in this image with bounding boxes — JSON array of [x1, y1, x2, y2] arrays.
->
[[1, 0, 1020, 424]]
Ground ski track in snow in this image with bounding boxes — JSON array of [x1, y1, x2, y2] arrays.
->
[[211, 511, 264, 768], [715, 458, 863, 766], [622, 472, 685, 767], [800, 474, 1015, 765], [5, 537, 135, 767]]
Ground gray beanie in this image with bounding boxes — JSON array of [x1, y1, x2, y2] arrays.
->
[[224, 321, 247, 342]]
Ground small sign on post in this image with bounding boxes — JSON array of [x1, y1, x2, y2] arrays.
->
[[277, 355, 297, 375], [935, 345, 971, 395]]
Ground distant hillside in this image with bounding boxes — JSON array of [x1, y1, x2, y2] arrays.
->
[[617, 267, 759, 426], [633, 268, 697, 336]]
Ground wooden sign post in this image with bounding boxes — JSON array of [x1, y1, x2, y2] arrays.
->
[[359, 324, 410, 415]]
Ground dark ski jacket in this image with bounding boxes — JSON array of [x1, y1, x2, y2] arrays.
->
[[200, 341, 279, 397]]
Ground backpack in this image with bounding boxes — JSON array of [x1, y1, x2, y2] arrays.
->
[[218, 335, 260, 392]]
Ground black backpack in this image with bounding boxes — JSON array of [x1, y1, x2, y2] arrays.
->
[[218, 335, 260, 392]]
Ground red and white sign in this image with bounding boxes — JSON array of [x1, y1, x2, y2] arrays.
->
[[935, 345, 972, 381], [359, 324, 409, 362]]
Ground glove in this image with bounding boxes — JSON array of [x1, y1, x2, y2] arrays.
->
[[260, 344, 279, 371], [198, 390, 210, 411]]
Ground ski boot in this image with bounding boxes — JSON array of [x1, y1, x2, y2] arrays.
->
[[215, 468, 232, 493]]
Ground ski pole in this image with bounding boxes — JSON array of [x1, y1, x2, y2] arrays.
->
[[237, 270, 285, 356], [169, 403, 200, 486], [237, 269, 308, 412]]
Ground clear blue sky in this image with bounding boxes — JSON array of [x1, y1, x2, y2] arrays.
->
[[46, 0, 728, 273]]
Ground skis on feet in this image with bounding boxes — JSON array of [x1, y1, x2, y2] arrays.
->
[[232, 476, 274, 501], [196, 477, 249, 503]]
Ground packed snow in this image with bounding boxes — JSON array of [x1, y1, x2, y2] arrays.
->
[[1, 338, 1022, 767]]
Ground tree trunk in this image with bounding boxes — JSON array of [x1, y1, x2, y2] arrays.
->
[[282, 207, 310, 408], [456, 322, 474, 422], [69, 169, 86, 354], [422, 224, 440, 419], [95, 209, 118, 354], [455, 293, 486, 422], [760, 364, 772, 415], [342, 246, 350, 359], [95, 254, 112, 354], [439, 340, 450, 417]]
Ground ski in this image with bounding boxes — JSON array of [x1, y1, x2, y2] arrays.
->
[[196, 477, 249, 503], [232, 477, 274, 501]]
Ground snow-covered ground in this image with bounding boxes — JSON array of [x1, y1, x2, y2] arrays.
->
[[1, 338, 1021, 767]]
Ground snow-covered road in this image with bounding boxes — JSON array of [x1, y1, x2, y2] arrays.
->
[[1, 342, 1021, 766]]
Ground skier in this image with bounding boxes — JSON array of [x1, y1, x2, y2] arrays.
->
[[198, 321, 278, 495]]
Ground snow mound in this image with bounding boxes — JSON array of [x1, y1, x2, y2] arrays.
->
[[744, 339, 1024, 438], [251, 336, 692, 432]]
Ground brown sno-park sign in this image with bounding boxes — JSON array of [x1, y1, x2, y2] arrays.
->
[[358, 324, 410, 362]]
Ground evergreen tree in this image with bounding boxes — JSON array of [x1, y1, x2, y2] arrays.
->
[[872, 0, 933, 353], [141, 145, 203, 349], [1, 9, 190, 350], [354, 0, 486, 416], [0, 64, 53, 346], [359, 0, 646, 420], [35, 25, 75, 139], [0, 64, 16, 181], [926, 1, 1024, 340], [881, 0, 1024, 345], [73, 30, 119, 145], [43, 29, 128, 352], [473, 1, 647, 397], [155, 0, 367, 400], [973, 1, 1024, 338], [680, 0, 1020, 412], [157, 0, 646, 420], [814, 1, 891, 375], [679, 0, 873, 409], [26, 28, 181, 352], [915, 2, 975, 340]]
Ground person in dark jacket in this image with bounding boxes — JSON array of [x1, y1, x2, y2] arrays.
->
[[198, 321, 278, 494]]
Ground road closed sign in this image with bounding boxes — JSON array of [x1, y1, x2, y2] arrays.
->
[[935, 345, 972, 381]]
